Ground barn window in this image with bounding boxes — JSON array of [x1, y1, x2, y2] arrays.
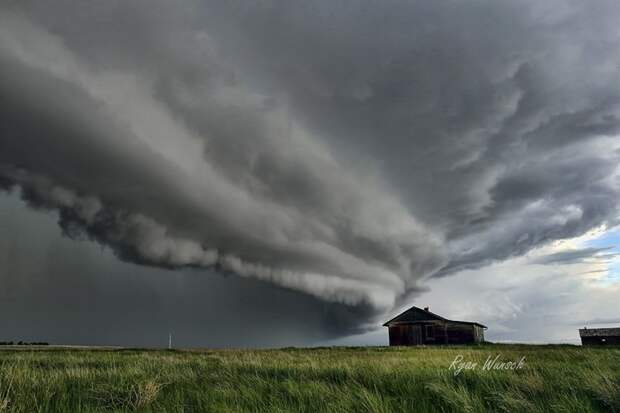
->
[[426, 325, 434, 338]]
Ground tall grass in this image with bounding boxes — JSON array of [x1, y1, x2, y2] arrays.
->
[[0, 345, 617, 412]]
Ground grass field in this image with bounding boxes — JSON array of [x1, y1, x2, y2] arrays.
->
[[0, 345, 618, 412]]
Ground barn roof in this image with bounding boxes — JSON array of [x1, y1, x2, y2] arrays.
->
[[579, 327, 620, 337], [383, 305, 487, 329]]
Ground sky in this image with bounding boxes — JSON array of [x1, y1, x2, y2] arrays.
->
[[0, 0, 619, 347]]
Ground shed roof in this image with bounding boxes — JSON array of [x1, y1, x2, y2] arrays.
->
[[383, 305, 487, 329], [579, 327, 620, 337]]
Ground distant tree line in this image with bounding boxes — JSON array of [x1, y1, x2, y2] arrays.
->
[[0, 341, 49, 345]]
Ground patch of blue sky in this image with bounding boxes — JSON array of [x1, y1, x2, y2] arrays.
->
[[584, 225, 620, 283], [585, 226, 620, 251]]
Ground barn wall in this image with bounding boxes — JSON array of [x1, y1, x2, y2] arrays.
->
[[389, 325, 422, 346], [388, 322, 485, 346], [421, 321, 448, 344], [474, 325, 485, 343], [446, 323, 477, 344], [581, 336, 620, 345], [389, 321, 449, 345]]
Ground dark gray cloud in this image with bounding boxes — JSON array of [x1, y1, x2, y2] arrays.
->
[[0, 191, 372, 346], [532, 247, 618, 265], [0, 0, 619, 342]]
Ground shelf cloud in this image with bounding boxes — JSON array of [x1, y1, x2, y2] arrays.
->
[[1, 0, 619, 335]]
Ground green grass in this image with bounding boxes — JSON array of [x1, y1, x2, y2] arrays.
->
[[0, 344, 618, 412]]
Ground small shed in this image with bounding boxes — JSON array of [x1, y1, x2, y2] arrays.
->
[[579, 327, 620, 345], [383, 305, 487, 346]]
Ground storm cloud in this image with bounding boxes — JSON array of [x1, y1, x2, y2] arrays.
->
[[532, 247, 619, 266], [1, 0, 619, 337]]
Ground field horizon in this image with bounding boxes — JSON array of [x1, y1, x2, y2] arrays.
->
[[0, 341, 587, 351]]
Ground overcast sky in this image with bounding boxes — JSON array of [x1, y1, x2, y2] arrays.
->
[[1, 1, 619, 347]]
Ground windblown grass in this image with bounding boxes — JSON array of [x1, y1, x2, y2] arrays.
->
[[0, 344, 618, 412]]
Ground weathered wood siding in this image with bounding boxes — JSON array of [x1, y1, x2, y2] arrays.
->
[[445, 323, 475, 344], [388, 325, 421, 345], [581, 336, 620, 345], [388, 321, 484, 346], [474, 325, 485, 343], [579, 328, 620, 345]]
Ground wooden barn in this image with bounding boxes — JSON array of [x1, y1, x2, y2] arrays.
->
[[383, 306, 487, 346], [579, 327, 620, 345]]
